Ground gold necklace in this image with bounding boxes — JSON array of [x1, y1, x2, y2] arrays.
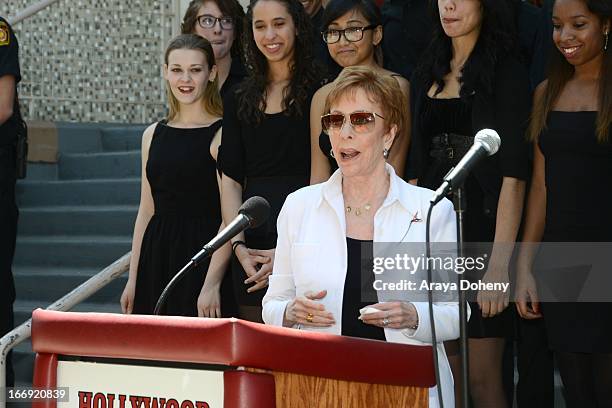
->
[[345, 203, 371, 216]]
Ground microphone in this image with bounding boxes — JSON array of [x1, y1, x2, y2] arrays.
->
[[430, 129, 501, 205], [153, 196, 270, 315], [192, 196, 271, 265]]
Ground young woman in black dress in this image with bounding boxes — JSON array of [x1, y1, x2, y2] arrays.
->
[[309, 0, 410, 184], [408, 1, 530, 406], [120, 34, 229, 317], [181, 0, 246, 98], [217, 0, 321, 322], [517, 0, 611, 406]]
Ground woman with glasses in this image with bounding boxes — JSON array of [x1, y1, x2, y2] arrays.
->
[[408, 1, 530, 406], [309, 0, 410, 185], [182, 0, 246, 97], [263, 66, 461, 408], [216, 0, 322, 322], [120, 34, 227, 317]]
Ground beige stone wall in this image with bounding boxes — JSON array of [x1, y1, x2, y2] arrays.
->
[[2, 1, 181, 124]]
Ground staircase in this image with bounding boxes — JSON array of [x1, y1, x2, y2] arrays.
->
[[11, 123, 145, 385]]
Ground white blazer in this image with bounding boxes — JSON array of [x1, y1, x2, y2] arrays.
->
[[263, 165, 465, 408]]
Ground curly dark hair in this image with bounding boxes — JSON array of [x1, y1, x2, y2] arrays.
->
[[414, 0, 518, 99], [181, 0, 246, 59], [237, 0, 322, 125]]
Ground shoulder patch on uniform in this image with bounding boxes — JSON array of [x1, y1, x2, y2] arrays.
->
[[0, 21, 10, 46]]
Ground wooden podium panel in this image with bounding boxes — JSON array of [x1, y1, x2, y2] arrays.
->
[[248, 369, 428, 407]]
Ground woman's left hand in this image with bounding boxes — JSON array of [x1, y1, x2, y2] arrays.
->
[[360, 301, 418, 330], [477, 263, 510, 318], [244, 248, 276, 293]]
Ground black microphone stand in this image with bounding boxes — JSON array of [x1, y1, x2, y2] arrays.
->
[[452, 185, 470, 408], [153, 257, 201, 316]]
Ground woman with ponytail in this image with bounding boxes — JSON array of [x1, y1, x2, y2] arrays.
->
[[120, 34, 230, 317]]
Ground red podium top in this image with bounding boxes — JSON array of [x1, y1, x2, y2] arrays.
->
[[32, 309, 435, 387]]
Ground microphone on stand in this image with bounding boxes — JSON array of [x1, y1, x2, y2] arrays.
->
[[191, 196, 270, 265], [154, 196, 271, 315], [430, 129, 501, 205], [426, 129, 501, 408]]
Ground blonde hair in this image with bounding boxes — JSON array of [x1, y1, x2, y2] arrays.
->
[[164, 34, 223, 121], [324, 66, 407, 142]]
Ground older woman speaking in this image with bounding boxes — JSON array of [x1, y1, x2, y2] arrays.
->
[[262, 66, 461, 407]]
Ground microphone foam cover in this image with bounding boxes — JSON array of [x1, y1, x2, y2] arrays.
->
[[239, 196, 271, 228], [475, 129, 501, 156]]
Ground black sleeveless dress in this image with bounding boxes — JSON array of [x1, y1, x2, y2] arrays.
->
[[538, 111, 612, 353], [133, 120, 225, 316]]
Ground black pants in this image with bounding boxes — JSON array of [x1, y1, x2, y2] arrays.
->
[[0, 145, 18, 387]]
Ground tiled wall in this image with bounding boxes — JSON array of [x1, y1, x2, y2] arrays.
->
[[2, 1, 179, 124]]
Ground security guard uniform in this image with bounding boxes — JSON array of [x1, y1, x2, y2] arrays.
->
[[0, 15, 21, 388]]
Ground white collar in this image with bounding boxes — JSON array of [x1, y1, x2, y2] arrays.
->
[[317, 163, 420, 217]]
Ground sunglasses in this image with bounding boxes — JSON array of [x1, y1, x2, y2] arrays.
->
[[321, 111, 385, 135]]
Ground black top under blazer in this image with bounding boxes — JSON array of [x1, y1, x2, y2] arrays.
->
[[406, 56, 531, 217]]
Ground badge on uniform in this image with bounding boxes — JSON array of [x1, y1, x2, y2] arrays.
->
[[0, 21, 10, 46]]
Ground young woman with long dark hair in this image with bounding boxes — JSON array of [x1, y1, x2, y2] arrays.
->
[[517, 0, 612, 406], [216, 0, 322, 322], [408, 1, 531, 406]]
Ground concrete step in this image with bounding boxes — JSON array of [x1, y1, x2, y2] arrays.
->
[[13, 235, 131, 268], [24, 163, 58, 181], [101, 126, 145, 152], [58, 151, 141, 180], [13, 266, 128, 304], [55, 122, 103, 154], [12, 340, 34, 391], [16, 178, 140, 207], [18, 205, 137, 236]]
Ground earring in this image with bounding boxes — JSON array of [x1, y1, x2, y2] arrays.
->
[[330, 148, 335, 159], [605, 32, 609, 51], [383, 148, 389, 159]]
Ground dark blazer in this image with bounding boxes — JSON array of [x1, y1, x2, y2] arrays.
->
[[406, 56, 531, 217]]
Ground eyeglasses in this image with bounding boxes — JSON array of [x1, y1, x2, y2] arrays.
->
[[322, 25, 377, 44], [197, 14, 234, 30], [321, 111, 385, 135]]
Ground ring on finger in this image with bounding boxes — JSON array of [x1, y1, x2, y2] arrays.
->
[[306, 313, 314, 323], [382, 317, 390, 326]]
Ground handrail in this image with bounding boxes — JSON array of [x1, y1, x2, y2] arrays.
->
[[0, 252, 130, 408], [8, 0, 61, 25]]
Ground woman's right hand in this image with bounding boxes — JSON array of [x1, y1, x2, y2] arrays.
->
[[234, 244, 271, 282], [120, 279, 136, 314], [197, 284, 221, 318], [284, 290, 336, 327]]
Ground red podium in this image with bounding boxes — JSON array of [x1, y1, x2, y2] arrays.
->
[[31, 309, 434, 408]]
